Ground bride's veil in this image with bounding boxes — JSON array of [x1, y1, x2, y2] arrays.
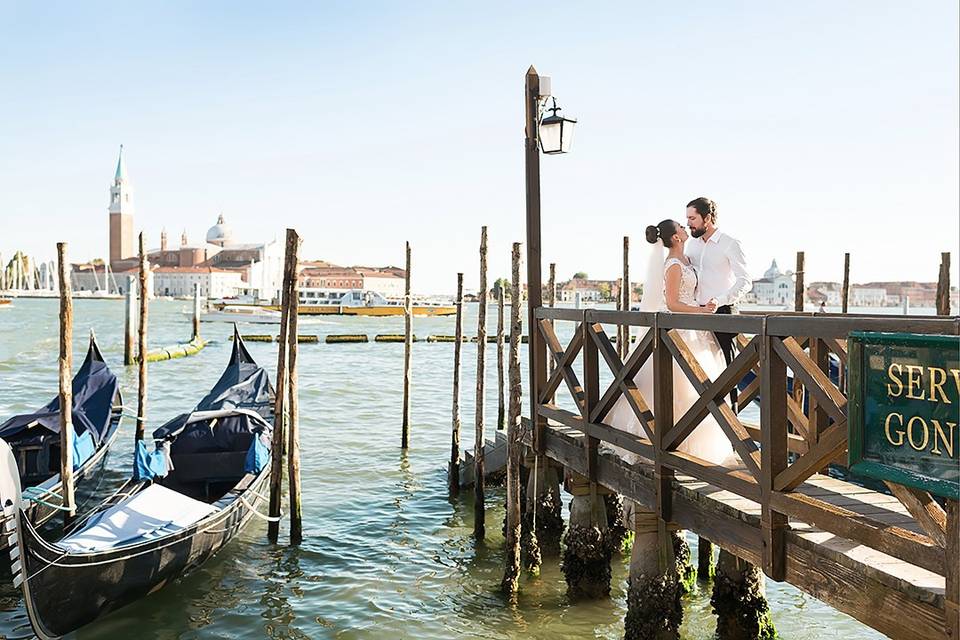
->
[[638, 239, 666, 312]]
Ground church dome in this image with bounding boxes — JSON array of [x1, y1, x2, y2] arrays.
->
[[206, 214, 234, 246]]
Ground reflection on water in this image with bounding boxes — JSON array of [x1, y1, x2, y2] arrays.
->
[[0, 299, 885, 639]]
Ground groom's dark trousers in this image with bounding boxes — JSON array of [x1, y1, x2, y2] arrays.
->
[[714, 305, 738, 411]]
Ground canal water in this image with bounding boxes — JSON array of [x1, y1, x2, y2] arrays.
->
[[0, 298, 889, 639]]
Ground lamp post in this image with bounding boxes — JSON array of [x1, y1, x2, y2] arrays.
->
[[524, 65, 576, 455]]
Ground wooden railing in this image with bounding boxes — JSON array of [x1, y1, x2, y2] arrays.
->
[[531, 307, 959, 582]]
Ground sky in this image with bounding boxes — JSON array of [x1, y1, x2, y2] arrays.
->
[[1, 1, 957, 294]]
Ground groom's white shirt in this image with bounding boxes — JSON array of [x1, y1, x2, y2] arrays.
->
[[685, 229, 751, 307]]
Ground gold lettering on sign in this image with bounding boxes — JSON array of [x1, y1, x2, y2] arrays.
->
[[885, 412, 905, 446], [907, 416, 929, 451], [928, 367, 951, 403], [951, 369, 960, 397], [905, 365, 925, 400], [931, 420, 956, 457], [887, 363, 904, 397]]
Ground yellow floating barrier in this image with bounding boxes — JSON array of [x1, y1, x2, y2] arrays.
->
[[146, 339, 208, 362], [375, 334, 419, 343], [426, 335, 466, 343], [235, 334, 274, 343], [325, 334, 369, 344], [296, 334, 320, 343]]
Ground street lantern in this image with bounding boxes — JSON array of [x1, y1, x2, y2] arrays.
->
[[538, 98, 576, 155]]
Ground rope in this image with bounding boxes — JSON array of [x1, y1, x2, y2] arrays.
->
[[532, 454, 539, 532], [18, 484, 267, 580]]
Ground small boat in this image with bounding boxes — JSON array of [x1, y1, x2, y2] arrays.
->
[[0, 329, 275, 638], [0, 298, 11, 306], [0, 332, 122, 543], [292, 287, 456, 316], [189, 303, 283, 324]]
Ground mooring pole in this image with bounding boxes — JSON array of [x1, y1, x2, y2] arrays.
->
[[56, 242, 76, 521], [547, 262, 556, 403], [136, 233, 148, 443], [474, 226, 488, 540], [268, 229, 297, 542], [496, 288, 505, 430], [449, 273, 464, 496], [794, 251, 805, 312], [402, 241, 412, 448], [937, 252, 951, 316], [622, 236, 630, 360], [124, 275, 136, 365], [501, 241, 523, 596], [841, 253, 850, 314], [286, 229, 303, 545], [192, 282, 201, 342]]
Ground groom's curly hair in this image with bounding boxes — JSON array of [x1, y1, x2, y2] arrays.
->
[[686, 197, 717, 223]]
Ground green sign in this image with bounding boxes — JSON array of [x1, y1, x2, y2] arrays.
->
[[848, 331, 960, 499]]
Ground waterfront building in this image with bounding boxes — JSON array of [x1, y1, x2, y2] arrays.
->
[[153, 266, 246, 298], [749, 260, 795, 306], [297, 264, 405, 298]]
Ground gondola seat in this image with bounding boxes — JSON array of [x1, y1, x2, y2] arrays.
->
[[57, 483, 218, 553]]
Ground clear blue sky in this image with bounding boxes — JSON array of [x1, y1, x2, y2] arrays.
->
[[1, 1, 957, 293]]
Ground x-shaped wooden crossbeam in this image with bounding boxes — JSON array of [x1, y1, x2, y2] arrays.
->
[[538, 319, 585, 414], [587, 324, 656, 442], [660, 329, 763, 479]]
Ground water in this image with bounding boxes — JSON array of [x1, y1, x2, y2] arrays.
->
[[0, 298, 889, 639]]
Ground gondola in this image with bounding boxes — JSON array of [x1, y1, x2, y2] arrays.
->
[[0, 329, 275, 639], [0, 331, 122, 543]]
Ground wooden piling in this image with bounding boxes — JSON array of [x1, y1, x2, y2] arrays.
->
[[136, 233, 148, 443], [192, 282, 201, 342], [449, 273, 464, 496], [56, 242, 76, 520], [286, 229, 303, 545], [124, 275, 135, 366], [268, 230, 297, 542], [794, 251, 805, 312], [937, 252, 951, 316], [501, 242, 523, 596], [496, 289, 505, 430], [622, 236, 630, 360], [841, 253, 850, 314], [402, 241, 412, 448], [474, 226, 488, 540]]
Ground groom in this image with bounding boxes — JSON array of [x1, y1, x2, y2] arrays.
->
[[684, 197, 751, 406]]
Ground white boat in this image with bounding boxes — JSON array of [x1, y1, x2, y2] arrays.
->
[[190, 305, 283, 324]]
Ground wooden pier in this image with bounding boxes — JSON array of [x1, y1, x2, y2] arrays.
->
[[521, 307, 959, 639]]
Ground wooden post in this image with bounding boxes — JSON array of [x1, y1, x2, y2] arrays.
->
[[794, 251, 805, 312], [192, 282, 201, 342], [547, 262, 556, 401], [449, 273, 464, 496], [945, 499, 959, 640], [841, 253, 850, 314], [474, 226, 488, 540], [622, 236, 630, 360], [652, 319, 676, 573], [56, 243, 76, 520], [286, 229, 303, 545], [268, 229, 297, 542], [501, 242, 523, 596], [937, 252, 951, 316], [523, 67, 547, 456], [124, 275, 136, 366], [616, 277, 624, 359], [136, 233, 148, 443], [402, 241, 412, 448], [760, 328, 788, 580], [496, 289, 505, 430]]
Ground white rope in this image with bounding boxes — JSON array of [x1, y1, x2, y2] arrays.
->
[[239, 496, 282, 522], [18, 486, 267, 580]]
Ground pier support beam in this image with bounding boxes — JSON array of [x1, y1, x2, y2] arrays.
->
[[604, 493, 629, 554], [698, 537, 715, 583], [623, 506, 681, 640], [711, 550, 776, 640], [561, 473, 612, 599], [522, 456, 563, 572]]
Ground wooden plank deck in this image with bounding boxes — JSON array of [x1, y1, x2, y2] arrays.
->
[[523, 419, 948, 640]]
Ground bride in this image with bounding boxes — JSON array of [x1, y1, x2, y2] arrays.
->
[[606, 219, 734, 466]]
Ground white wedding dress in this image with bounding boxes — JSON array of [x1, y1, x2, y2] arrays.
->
[[606, 246, 735, 466]]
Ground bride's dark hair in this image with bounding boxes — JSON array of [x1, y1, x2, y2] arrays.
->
[[645, 220, 681, 247]]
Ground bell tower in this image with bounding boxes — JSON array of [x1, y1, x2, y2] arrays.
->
[[108, 145, 135, 267]]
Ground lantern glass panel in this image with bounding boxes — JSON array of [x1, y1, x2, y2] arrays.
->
[[539, 119, 562, 154], [560, 120, 575, 153]]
